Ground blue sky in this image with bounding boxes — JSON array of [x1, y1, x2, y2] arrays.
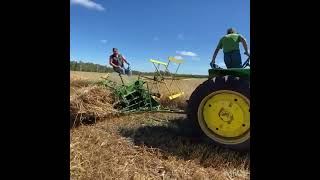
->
[[70, 0, 250, 75]]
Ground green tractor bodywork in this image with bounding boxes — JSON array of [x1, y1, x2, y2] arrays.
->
[[208, 56, 250, 79], [208, 68, 250, 79]]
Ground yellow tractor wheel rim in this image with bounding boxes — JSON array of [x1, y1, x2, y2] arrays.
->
[[197, 90, 250, 144]]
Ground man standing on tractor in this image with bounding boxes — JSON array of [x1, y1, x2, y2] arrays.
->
[[109, 48, 132, 76], [211, 28, 250, 68]]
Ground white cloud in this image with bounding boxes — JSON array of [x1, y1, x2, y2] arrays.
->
[[176, 50, 198, 57], [100, 39, 107, 43], [174, 56, 183, 60], [153, 36, 159, 41], [71, 0, 105, 11], [177, 33, 184, 40]]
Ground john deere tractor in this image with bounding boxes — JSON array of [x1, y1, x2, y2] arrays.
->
[[187, 56, 250, 151]]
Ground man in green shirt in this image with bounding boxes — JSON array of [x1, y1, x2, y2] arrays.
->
[[211, 28, 250, 68]]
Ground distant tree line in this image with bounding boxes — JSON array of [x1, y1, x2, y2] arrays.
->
[[70, 61, 207, 78], [70, 61, 113, 73]]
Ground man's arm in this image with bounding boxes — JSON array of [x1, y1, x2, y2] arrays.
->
[[239, 36, 250, 56], [211, 47, 220, 64], [109, 57, 119, 68], [211, 38, 223, 63], [122, 56, 130, 65]]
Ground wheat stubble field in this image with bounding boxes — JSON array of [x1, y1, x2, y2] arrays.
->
[[70, 71, 249, 180]]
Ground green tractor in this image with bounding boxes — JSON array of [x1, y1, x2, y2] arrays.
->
[[187, 56, 250, 151]]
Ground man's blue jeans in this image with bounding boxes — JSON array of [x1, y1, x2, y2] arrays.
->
[[224, 50, 242, 68], [113, 66, 132, 76]]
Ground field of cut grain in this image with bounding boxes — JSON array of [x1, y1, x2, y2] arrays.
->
[[70, 71, 250, 180]]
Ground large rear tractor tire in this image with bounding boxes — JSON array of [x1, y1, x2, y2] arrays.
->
[[187, 76, 250, 151]]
